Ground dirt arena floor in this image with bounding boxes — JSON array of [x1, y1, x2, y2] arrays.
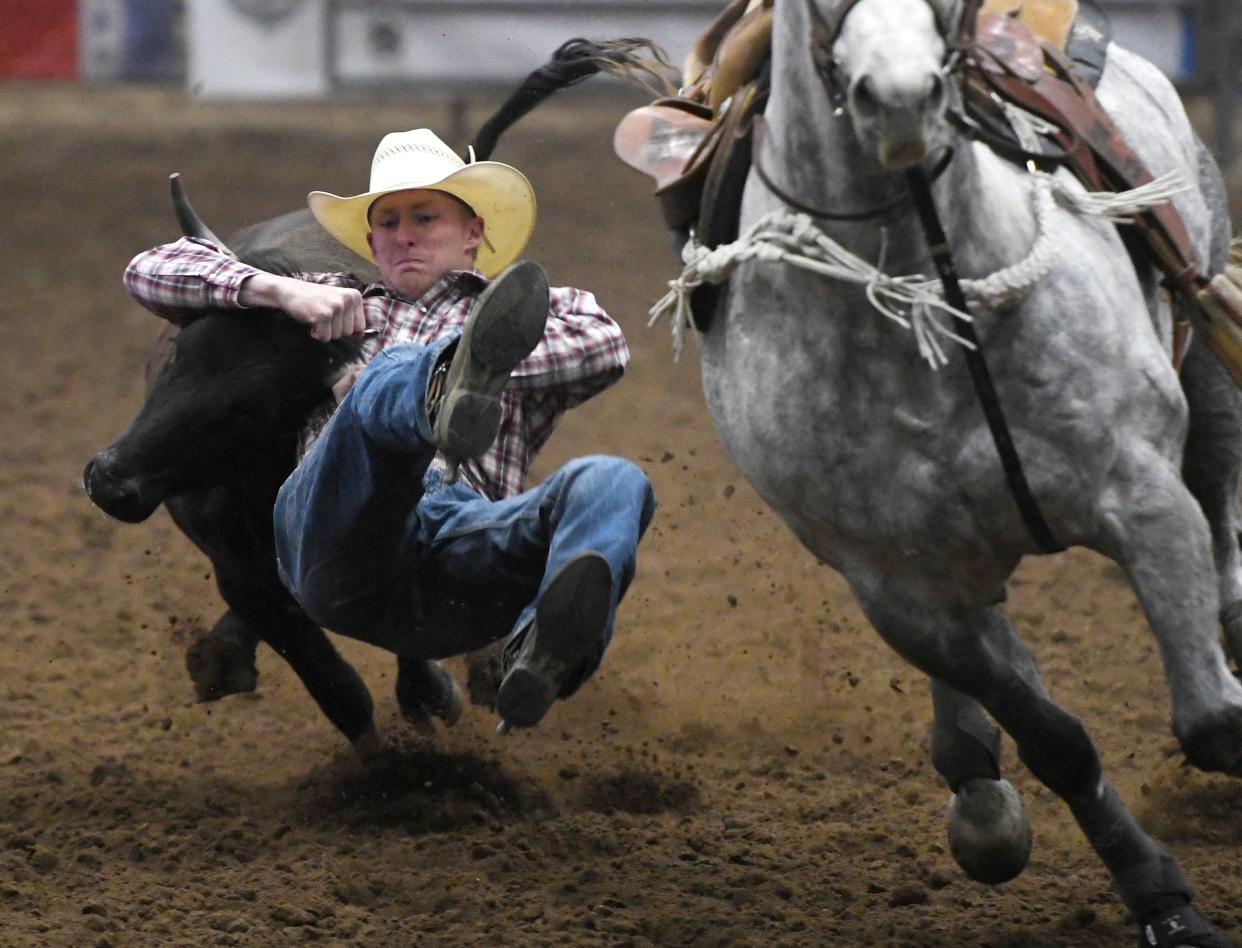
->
[[4, 81, 1242, 947]]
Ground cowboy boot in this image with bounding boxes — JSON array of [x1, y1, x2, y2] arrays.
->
[[496, 553, 612, 732], [430, 260, 549, 480]]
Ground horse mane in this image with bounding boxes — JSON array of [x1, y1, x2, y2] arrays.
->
[[471, 37, 677, 161]]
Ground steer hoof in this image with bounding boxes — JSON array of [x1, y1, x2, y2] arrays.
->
[[185, 627, 259, 702], [465, 645, 504, 711], [395, 659, 463, 737], [352, 725, 392, 766], [947, 778, 1032, 885]]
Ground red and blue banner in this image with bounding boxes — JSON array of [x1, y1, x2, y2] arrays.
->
[[0, 0, 182, 80]]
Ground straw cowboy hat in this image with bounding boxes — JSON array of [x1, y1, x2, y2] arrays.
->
[[308, 129, 536, 278]]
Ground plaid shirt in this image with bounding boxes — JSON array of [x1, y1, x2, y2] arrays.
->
[[124, 237, 629, 500]]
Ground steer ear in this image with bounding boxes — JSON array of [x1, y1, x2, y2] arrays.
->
[[169, 173, 238, 259]]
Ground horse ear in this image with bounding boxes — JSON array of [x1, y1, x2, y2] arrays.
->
[[948, 0, 985, 49]]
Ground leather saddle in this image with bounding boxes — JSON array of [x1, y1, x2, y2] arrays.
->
[[612, 0, 1238, 369]]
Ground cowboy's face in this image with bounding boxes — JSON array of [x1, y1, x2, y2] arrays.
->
[[367, 189, 483, 298]]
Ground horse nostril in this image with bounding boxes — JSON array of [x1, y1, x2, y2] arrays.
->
[[851, 75, 879, 117]]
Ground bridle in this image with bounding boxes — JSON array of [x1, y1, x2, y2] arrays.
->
[[752, 0, 982, 223], [751, 114, 954, 221], [805, 0, 983, 108]]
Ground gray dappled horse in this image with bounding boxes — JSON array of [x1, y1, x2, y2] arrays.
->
[[469, 13, 1242, 940], [699, 0, 1241, 941]]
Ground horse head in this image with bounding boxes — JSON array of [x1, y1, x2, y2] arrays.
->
[[805, 0, 972, 169]]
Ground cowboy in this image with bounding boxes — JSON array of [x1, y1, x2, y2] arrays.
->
[[124, 128, 655, 734]]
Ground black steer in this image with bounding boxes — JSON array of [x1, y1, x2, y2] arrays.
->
[[84, 180, 459, 756]]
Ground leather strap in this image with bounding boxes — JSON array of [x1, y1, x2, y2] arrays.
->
[[1039, 41, 1206, 293], [973, 26, 1206, 297], [907, 165, 1064, 554]]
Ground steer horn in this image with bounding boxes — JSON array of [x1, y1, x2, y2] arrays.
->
[[169, 172, 238, 259]]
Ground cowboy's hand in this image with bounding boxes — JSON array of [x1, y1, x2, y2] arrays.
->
[[240, 273, 367, 341]]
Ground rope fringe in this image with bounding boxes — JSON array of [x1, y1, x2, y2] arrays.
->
[[649, 170, 1188, 365]]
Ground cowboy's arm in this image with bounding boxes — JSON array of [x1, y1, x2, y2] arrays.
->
[[507, 286, 629, 408], [239, 272, 367, 341], [124, 237, 366, 340]]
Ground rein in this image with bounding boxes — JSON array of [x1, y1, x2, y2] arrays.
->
[[795, 0, 1063, 553], [906, 166, 1063, 553]]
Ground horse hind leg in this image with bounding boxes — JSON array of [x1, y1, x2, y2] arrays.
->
[[1098, 443, 1242, 775], [852, 579, 1225, 940], [1180, 338, 1242, 672], [1181, 132, 1242, 671], [929, 679, 1032, 884]]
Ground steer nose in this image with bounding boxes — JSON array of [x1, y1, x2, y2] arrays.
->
[[83, 454, 153, 523]]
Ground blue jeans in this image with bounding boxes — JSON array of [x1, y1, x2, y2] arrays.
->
[[273, 338, 656, 668]]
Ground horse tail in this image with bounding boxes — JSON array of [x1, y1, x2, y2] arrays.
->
[[471, 38, 677, 161]]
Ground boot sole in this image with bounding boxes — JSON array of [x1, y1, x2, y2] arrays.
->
[[436, 261, 549, 460], [497, 554, 612, 730]]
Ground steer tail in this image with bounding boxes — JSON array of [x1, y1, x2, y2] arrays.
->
[[471, 38, 677, 161]]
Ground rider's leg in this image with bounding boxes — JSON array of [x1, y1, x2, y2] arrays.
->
[[273, 337, 453, 648], [412, 455, 655, 726]]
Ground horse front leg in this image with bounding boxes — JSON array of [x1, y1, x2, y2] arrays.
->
[[1097, 444, 1242, 775], [929, 679, 1031, 884], [851, 577, 1226, 943]]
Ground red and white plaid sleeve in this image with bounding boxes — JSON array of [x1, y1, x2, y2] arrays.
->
[[506, 285, 629, 411], [124, 236, 361, 323]]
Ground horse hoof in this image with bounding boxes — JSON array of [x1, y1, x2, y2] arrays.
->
[[946, 778, 1032, 885], [1220, 599, 1242, 674], [185, 628, 259, 702], [1178, 706, 1242, 777], [1139, 903, 1233, 947]]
